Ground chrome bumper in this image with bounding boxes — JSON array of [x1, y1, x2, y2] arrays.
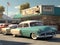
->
[[37, 35, 56, 38], [37, 32, 56, 38]]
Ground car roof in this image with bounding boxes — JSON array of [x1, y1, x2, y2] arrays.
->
[[0, 23, 6, 25], [19, 20, 42, 24], [8, 24, 18, 27]]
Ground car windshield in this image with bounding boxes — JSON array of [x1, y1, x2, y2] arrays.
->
[[10, 26, 17, 29], [30, 22, 43, 26], [8, 25, 18, 28]]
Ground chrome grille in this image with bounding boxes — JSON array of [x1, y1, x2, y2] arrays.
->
[[40, 32, 55, 36], [41, 33, 45, 36], [46, 33, 52, 35]]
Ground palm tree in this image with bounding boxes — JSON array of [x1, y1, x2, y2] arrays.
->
[[20, 2, 30, 13], [0, 5, 5, 12]]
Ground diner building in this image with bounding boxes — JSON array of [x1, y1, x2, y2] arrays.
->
[[14, 5, 60, 30]]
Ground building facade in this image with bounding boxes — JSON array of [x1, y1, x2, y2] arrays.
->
[[14, 5, 60, 30]]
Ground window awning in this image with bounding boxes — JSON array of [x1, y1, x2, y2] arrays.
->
[[13, 13, 41, 19], [13, 14, 22, 19], [13, 13, 60, 19]]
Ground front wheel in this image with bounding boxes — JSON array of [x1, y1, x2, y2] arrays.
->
[[31, 33, 37, 40], [13, 34, 16, 37]]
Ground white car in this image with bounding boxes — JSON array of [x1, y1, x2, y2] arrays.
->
[[1, 24, 18, 35]]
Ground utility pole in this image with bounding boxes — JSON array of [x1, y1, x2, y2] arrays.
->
[[6, 2, 8, 23], [6, 2, 10, 23]]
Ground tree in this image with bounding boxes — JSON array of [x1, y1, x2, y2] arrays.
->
[[20, 2, 30, 13], [0, 5, 5, 12]]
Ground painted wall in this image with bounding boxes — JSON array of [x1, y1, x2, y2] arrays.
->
[[54, 7, 60, 16]]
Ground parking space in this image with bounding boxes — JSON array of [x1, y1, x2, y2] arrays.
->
[[0, 34, 60, 45]]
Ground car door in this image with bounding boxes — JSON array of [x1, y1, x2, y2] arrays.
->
[[21, 23, 30, 37]]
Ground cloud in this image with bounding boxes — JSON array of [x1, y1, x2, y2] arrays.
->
[[56, 5, 60, 7], [15, 5, 20, 9], [3, 12, 7, 15], [3, 11, 19, 18], [3, 11, 19, 15]]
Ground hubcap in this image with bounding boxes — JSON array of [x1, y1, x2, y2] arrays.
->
[[13, 34, 16, 37], [31, 33, 37, 39]]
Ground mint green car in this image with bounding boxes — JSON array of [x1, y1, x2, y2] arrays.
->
[[11, 20, 57, 39]]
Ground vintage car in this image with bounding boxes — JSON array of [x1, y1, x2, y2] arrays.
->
[[0, 23, 8, 33], [11, 20, 57, 39], [1, 24, 18, 35]]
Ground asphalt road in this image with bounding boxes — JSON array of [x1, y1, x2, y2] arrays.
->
[[0, 34, 60, 45]]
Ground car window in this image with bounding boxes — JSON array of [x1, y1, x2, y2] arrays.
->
[[23, 23, 29, 27], [18, 24, 23, 27], [30, 22, 43, 26], [10, 26, 17, 29]]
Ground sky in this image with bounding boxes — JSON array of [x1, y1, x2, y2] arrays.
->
[[0, 0, 60, 16]]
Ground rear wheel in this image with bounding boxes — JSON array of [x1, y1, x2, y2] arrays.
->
[[3, 31, 7, 35], [13, 34, 16, 37], [31, 33, 37, 40]]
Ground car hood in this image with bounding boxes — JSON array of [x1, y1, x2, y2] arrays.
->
[[34, 26, 56, 31], [2, 27, 10, 29], [32, 26, 56, 32]]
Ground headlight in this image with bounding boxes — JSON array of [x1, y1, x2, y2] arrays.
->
[[51, 27, 57, 32], [38, 29, 43, 33]]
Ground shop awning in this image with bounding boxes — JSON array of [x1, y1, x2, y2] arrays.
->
[[13, 13, 41, 19], [13, 13, 60, 19], [13, 14, 22, 19]]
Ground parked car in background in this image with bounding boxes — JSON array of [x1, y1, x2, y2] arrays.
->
[[1, 24, 18, 35], [0, 23, 8, 33], [11, 20, 57, 39]]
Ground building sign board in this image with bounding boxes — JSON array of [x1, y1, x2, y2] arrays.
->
[[21, 6, 40, 15], [43, 6, 53, 12]]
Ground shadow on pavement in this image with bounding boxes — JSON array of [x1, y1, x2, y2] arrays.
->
[[56, 31, 60, 34], [37, 37, 60, 43], [13, 36, 32, 39], [13, 36, 60, 43], [47, 37, 60, 42], [0, 40, 31, 45]]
